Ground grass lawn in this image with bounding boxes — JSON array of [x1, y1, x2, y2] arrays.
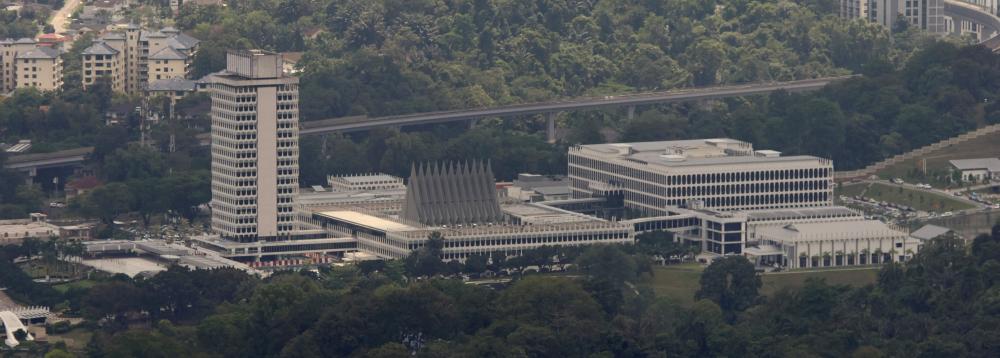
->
[[52, 279, 98, 293], [642, 264, 880, 307], [643, 263, 705, 307], [875, 131, 1000, 188], [837, 182, 975, 212], [45, 327, 93, 352]]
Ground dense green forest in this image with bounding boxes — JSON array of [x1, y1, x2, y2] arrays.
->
[[4, 224, 999, 357], [178, 0, 925, 119]]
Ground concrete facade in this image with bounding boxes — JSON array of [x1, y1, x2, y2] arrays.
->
[[208, 50, 299, 242], [568, 139, 834, 215], [81, 26, 198, 94], [841, 0, 946, 33], [0, 38, 64, 93], [950, 157, 1000, 182]]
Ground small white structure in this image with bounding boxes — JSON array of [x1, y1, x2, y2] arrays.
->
[[0, 214, 59, 246], [950, 158, 1000, 183], [327, 173, 405, 192], [0, 310, 33, 347]]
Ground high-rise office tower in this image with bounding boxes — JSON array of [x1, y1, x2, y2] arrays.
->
[[840, 0, 944, 34], [208, 50, 299, 242]]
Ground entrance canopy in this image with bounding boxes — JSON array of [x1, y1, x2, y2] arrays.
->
[[744, 245, 783, 257]]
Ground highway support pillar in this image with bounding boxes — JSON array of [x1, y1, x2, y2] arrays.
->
[[26, 167, 36, 185], [627, 105, 635, 120], [546, 112, 557, 143]]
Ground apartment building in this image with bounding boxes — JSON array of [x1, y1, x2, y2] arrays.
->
[[0, 38, 64, 93], [15, 47, 62, 91], [81, 25, 199, 94], [840, 0, 945, 33]]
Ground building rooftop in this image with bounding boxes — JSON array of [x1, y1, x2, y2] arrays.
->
[[746, 206, 861, 222], [503, 203, 598, 224], [14, 37, 36, 44], [316, 211, 417, 232], [82, 41, 119, 55], [142, 31, 167, 40], [512, 173, 567, 189], [949, 158, 1000, 172], [756, 220, 906, 243], [402, 161, 504, 226], [18, 47, 60, 59], [101, 33, 125, 41], [149, 46, 188, 60], [0, 221, 58, 239], [910, 224, 953, 241], [147, 77, 197, 92], [172, 33, 200, 49], [37, 33, 68, 42], [334, 173, 402, 184], [576, 138, 830, 171], [533, 186, 571, 196]]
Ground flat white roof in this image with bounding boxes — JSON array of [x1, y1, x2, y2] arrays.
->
[[577, 138, 830, 171], [756, 220, 906, 242], [332, 174, 402, 183], [316, 211, 416, 231]]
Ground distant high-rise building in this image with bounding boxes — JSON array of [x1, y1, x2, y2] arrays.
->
[[840, 0, 945, 33], [208, 50, 299, 242]]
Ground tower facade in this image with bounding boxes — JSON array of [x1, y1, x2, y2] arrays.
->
[[209, 50, 299, 242]]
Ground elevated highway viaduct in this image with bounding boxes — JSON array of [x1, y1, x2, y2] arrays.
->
[[5, 76, 854, 179]]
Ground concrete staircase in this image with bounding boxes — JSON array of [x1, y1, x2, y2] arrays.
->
[[834, 123, 1000, 180]]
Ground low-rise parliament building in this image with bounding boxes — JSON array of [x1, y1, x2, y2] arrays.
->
[[195, 61, 918, 270]]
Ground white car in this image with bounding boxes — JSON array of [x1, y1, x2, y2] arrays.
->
[[942, 211, 954, 217]]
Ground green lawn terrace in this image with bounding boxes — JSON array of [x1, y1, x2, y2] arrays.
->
[[642, 263, 879, 307]]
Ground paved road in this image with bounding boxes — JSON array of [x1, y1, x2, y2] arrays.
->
[[49, 0, 81, 35], [844, 179, 985, 208]]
